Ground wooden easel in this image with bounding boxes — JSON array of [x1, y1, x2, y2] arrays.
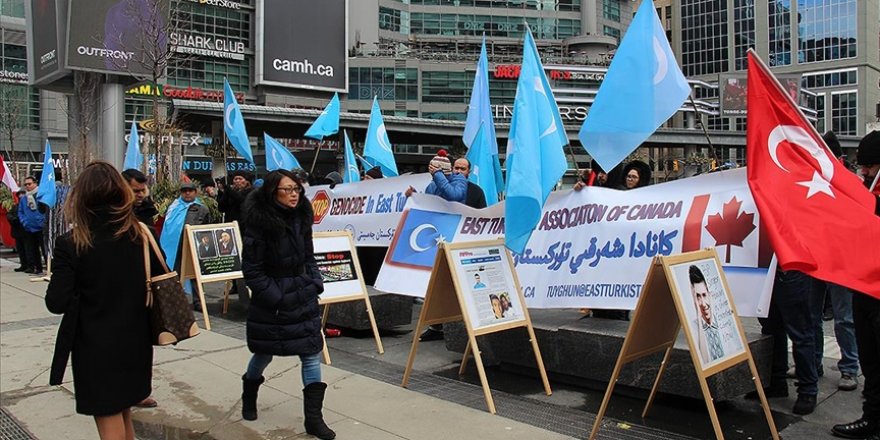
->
[[179, 222, 246, 331], [313, 231, 384, 365], [401, 239, 551, 414], [588, 250, 779, 440]]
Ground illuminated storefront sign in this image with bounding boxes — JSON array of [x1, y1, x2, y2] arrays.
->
[[493, 64, 605, 82], [125, 82, 244, 103], [170, 32, 247, 60]]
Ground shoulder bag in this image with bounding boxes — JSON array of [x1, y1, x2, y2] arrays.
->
[[140, 223, 200, 345]]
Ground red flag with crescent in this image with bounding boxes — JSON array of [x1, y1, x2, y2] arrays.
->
[[746, 51, 880, 297]]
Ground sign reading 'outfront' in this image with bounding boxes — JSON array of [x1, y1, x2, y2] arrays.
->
[[255, 0, 348, 92]]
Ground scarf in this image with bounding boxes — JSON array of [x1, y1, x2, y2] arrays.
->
[[159, 196, 202, 269], [25, 188, 38, 210]]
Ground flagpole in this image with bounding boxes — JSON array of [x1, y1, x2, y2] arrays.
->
[[688, 94, 719, 167], [308, 139, 321, 177]]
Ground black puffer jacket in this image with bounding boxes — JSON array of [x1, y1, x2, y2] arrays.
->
[[240, 190, 324, 356]]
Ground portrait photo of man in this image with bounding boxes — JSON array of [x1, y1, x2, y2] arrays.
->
[[473, 273, 487, 290], [196, 231, 217, 260], [216, 229, 237, 256], [689, 265, 725, 365]]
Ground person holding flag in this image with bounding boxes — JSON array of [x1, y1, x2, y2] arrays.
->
[[159, 182, 211, 306], [17, 175, 45, 274], [832, 131, 880, 439]]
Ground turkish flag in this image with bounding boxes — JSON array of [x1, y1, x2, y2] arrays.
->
[[746, 52, 880, 297]]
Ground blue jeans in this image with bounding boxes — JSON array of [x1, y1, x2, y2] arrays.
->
[[245, 352, 322, 386], [775, 270, 820, 396], [828, 283, 859, 375]]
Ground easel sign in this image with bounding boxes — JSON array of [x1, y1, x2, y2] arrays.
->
[[179, 222, 245, 330], [313, 231, 384, 364], [588, 249, 778, 440], [402, 239, 551, 414]]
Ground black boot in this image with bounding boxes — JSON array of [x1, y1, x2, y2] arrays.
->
[[241, 374, 264, 421], [303, 382, 336, 440]]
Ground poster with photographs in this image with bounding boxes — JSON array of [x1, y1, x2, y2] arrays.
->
[[669, 257, 746, 369], [187, 223, 243, 281], [313, 232, 364, 302], [449, 244, 525, 331]]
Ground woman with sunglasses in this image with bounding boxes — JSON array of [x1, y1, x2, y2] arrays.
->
[[238, 169, 335, 439]]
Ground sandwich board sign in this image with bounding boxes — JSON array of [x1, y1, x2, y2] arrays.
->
[[313, 231, 384, 364], [401, 239, 552, 414], [588, 249, 779, 440], [179, 222, 244, 330]]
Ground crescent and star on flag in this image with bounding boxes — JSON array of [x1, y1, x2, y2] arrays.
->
[[766, 125, 836, 199]]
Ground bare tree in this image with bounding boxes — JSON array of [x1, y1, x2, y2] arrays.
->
[[0, 83, 32, 169], [107, 0, 195, 183], [65, 71, 103, 180]]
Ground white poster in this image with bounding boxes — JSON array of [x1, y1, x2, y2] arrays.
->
[[375, 168, 774, 317], [306, 174, 432, 247], [449, 245, 524, 330], [313, 234, 362, 301], [669, 257, 746, 369]]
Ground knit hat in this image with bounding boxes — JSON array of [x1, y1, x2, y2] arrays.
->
[[365, 166, 383, 179], [857, 130, 880, 166], [430, 149, 452, 174]]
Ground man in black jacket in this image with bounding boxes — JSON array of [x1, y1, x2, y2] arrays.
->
[[122, 169, 159, 230], [218, 171, 254, 223]]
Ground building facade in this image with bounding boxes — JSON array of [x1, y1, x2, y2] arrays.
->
[[6, 0, 879, 180]]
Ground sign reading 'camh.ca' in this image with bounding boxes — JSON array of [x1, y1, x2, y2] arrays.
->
[[255, 0, 348, 92]]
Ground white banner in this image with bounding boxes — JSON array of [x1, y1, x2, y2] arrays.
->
[[374, 168, 774, 317], [306, 174, 432, 247]]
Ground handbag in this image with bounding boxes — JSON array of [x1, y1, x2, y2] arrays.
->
[[140, 223, 200, 345]]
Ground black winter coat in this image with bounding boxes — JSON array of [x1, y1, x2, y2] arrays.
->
[[219, 187, 253, 223], [241, 192, 324, 357], [45, 213, 165, 416]]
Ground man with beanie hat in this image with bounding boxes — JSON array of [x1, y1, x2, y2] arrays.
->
[[832, 130, 880, 439], [219, 171, 255, 223]]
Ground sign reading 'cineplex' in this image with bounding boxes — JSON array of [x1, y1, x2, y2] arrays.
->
[[170, 32, 246, 60], [125, 82, 245, 103]]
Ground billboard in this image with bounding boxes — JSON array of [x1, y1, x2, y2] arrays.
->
[[25, 0, 70, 85], [65, 0, 167, 75], [256, 0, 348, 92], [720, 74, 801, 116]]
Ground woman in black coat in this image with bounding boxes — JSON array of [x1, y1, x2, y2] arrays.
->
[[45, 161, 164, 440], [239, 169, 335, 440]]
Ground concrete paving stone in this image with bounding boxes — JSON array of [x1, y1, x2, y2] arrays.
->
[[151, 329, 247, 366], [0, 326, 57, 374], [0, 367, 54, 394], [291, 418, 409, 440], [0, 276, 54, 323], [319, 373, 575, 440], [2, 386, 96, 440]]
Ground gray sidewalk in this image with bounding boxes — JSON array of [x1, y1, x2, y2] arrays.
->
[[0, 252, 866, 440]]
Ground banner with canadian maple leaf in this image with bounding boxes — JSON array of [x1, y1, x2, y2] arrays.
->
[[375, 167, 775, 318]]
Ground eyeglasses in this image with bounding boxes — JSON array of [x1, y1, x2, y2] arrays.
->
[[277, 186, 300, 194]]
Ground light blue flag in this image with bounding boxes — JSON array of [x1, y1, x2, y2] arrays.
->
[[578, 0, 690, 173], [463, 36, 504, 191], [264, 133, 302, 171], [159, 197, 203, 270], [504, 29, 569, 253], [362, 97, 399, 177], [466, 123, 498, 206], [123, 120, 143, 170], [37, 140, 57, 208], [304, 92, 341, 140], [342, 131, 360, 183], [223, 78, 254, 165]]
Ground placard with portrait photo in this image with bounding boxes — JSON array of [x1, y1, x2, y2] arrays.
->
[[669, 257, 746, 369]]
